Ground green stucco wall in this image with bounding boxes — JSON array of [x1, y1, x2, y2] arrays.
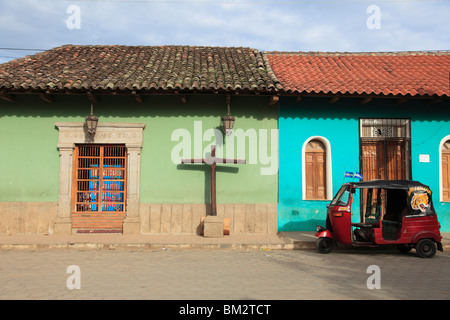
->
[[0, 96, 61, 202], [0, 94, 278, 205]]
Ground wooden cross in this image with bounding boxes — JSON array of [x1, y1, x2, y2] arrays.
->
[[181, 145, 245, 216]]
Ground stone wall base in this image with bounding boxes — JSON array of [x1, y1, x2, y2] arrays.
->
[[139, 203, 278, 235], [0, 202, 278, 235], [0, 202, 57, 235]]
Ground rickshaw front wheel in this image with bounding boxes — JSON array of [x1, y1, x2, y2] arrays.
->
[[317, 237, 333, 254], [415, 239, 437, 258]]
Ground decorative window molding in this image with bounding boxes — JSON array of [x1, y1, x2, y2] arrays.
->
[[360, 118, 410, 139], [54, 122, 145, 234], [360, 118, 411, 180], [439, 135, 450, 202], [302, 136, 333, 200]]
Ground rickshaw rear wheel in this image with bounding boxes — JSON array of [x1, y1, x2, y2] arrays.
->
[[415, 239, 437, 258], [317, 237, 333, 254]]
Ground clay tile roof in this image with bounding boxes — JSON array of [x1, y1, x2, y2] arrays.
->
[[0, 44, 282, 94], [266, 51, 450, 97]]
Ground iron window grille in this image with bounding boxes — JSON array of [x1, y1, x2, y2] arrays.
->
[[72, 144, 127, 213]]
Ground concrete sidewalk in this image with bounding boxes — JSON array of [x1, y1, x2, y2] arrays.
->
[[0, 232, 449, 251], [0, 232, 314, 251]]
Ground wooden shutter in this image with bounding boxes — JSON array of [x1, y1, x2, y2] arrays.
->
[[386, 140, 406, 180], [362, 140, 407, 181], [442, 141, 450, 201], [305, 140, 326, 200], [362, 141, 384, 181]]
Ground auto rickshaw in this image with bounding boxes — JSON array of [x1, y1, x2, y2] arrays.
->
[[315, 180, 443, 258]]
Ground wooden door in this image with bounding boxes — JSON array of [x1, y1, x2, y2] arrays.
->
[[386, 140, 406, 180], [361, 141, 385, 180], [361, 140, 407, 181]]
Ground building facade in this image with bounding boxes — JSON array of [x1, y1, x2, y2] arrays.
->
[[0, 45, 281, 235], [1, 46, 450, 235], [267, 51, 450, 232]]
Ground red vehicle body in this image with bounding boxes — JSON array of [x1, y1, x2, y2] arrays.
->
[[315, 180, 443, 258]]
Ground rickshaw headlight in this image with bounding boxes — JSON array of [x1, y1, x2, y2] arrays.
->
[[316, 225, 325, 232]]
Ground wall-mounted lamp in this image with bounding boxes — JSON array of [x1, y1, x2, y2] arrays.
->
[[85, 103, 98, 135], [221, 95, 235, 136]]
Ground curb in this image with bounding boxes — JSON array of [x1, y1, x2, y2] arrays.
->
[[0, 242, 303, 251], [0, 233, 447, 251], [1, 242, 448, 251]]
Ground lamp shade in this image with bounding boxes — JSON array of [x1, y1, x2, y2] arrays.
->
[[85, 114, 98, 134], [221, 115, 235, 135]]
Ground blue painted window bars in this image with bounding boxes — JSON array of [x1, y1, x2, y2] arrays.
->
[[73, 145, 127, 213]]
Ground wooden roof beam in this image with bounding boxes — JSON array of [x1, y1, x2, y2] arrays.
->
[[328, 96, 340, 104], [87, 92, 98, 103], [426, 99, 442, 105], [268, 95, 279, 107], [135, 94, 143, 103], [360, 97, 373, 104], [132, 90, 143, 103], [39, 92, 54, 103], [0, 93, 14, 102], [394, 98, 408, 105]]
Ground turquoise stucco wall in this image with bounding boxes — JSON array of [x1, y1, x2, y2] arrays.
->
[[410, 110, 450, 231], [278, 97, 450, 232]]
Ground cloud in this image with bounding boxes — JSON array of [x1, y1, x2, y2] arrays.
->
[[0, 0, 449, 64]]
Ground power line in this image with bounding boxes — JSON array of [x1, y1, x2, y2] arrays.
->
[[0, 48, 47, 52], [0, 55, 23, 59], [62, 0, 447, 3]]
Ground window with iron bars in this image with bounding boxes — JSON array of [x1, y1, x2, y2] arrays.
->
[[72, 145, 127, 213]]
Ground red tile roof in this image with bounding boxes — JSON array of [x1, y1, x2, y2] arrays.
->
[[266, 51, 450, 97], [0, 45, 281, 94], [2, 47, 449, 99]]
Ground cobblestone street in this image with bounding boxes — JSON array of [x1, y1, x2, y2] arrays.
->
[[1, 247, 449, 301]]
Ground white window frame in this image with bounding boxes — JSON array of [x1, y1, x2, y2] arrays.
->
[[302, 136, 333, 200], [439, 135, 450, 202]]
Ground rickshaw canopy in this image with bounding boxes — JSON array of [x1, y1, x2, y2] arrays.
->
[[348, 179, 436, 216]]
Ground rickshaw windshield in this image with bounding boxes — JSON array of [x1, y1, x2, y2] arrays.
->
[[330, 185, 352, 207]]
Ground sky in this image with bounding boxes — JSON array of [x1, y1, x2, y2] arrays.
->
[[0, 0, 449, 64]]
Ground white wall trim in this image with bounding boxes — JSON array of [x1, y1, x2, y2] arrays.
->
[[301, 136, 333, 200], [438, 135, 450, 202]]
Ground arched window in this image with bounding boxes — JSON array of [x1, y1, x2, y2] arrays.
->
[[441, 139, 450, 201], [305, 139, 327, 200]]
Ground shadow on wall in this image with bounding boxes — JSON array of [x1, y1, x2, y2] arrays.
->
[[0, 94, 277, 121], [176, 163, 240, 207], [278, 219, 325, 232]]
